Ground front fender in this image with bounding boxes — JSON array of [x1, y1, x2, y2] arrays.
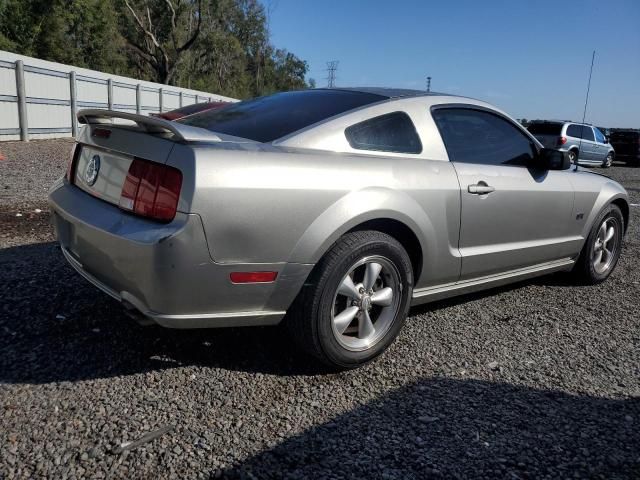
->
[[581, 178, 629, 239]]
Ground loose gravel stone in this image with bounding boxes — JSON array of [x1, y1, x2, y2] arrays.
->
[[0, 140, 639, 479]]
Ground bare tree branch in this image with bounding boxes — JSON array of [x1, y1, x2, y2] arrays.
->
[[124, 0, 162, 49]]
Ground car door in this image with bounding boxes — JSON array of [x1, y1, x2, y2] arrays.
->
[[593, 127, 609, 160], [581, 126, 599, 162], [432, 106, 580, 280]]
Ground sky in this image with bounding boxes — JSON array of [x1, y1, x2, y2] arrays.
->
[[268, 0, 640, 128]]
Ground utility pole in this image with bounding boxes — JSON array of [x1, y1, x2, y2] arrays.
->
[[426, 76, 432, 93], [326, 61, 339, 88]]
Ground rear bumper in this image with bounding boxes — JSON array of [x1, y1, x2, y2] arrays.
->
[[48, 179, 313, 328]]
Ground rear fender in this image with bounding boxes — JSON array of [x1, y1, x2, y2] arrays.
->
[[287, 187, 434, 273]]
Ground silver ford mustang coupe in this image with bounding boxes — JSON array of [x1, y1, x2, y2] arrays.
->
[[48, 88, 629, 368]]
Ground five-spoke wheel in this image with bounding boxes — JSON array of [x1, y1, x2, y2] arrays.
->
[[591, 217, 619, 275], [574, 204, 623, 284], [332, 256, 401, 351], [286, 230, 412, 369]]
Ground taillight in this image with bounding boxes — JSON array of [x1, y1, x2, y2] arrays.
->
[[558, 136, 567, 146], [119, 158, 182, 222], [65, 143, 79, 183]]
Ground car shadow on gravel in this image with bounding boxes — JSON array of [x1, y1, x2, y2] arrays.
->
[[0, 242, 339, 383], [0, 241, 591, 384], [219, 378, 640, 479]]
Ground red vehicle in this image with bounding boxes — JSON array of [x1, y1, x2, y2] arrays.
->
[[152, 101, 230, 121]]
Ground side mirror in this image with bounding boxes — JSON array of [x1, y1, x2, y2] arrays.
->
[[539, 148, 571, 170]]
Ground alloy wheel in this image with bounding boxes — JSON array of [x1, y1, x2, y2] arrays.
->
[[592, 217, 620, 274], [604, 154, 613, 168], [331, 255, 402, 351]]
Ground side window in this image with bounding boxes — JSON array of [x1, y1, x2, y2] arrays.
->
[[345, 112, 422, 154], [594, 128, 606, 143], [582, 127, 595, 142], [431, 108, 535, 166], [567, 124, 582, 138]]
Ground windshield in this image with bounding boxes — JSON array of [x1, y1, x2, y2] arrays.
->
[[178, 89, 386, 142]]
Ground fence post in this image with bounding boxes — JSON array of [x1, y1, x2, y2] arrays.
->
[[107, 79, 113, 110], [195, 94, 199, 104], [69, 71, 78, 137], [159, 88, 163, 113], [136, 84, 141, 114], [179, 91, 183, 107], [15, 60, 28, 142]]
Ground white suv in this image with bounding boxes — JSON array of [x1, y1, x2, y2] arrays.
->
[[528, 121, 615, 168]]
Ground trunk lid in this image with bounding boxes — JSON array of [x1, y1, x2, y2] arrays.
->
[[73, 124, 177, 207], [72, 109, 250, 210]]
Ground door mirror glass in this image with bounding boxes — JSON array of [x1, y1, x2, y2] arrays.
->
[[538, 148, 571, 170]]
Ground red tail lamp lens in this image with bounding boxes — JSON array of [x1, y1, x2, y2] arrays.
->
[[66, 143, 79, 183], [230, 272, 278, 284], [558, 136, 567, 146], [119, 158, 182, 222]]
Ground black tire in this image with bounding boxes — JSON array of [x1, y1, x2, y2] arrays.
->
[[572, 204, 624, 284], [602, 152, 613, 168], [568, 150, 578, 164], [286, 230, 413, 369]]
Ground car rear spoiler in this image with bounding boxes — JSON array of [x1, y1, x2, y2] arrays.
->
[[77, 109, 244, 143]]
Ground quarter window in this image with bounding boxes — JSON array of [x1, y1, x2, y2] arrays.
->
[[432, 108, 535, 166], [566, 124, 583, 138], [345, 112, 422, 154], [594, 128, 606, 143], [567, 124, 596, 141], [582, 126, 595, 142]]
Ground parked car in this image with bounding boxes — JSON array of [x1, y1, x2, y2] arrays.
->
[[49, 88, 629, 369], [151, 101, 230, 121], [527, 121, 615, 167], [609, 130, 640, 166]]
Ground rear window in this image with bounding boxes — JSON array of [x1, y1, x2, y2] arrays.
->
[[345, 112, 422, 154], [527, 123, 562, 135], [170, 102, 226, 116], [179, 89, 386, 142]]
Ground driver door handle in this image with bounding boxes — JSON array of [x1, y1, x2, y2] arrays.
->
[[468, 182, 495, 194]]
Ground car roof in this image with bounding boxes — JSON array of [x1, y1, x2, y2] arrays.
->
[[529, 120, 594, 127], [324, 87, 457, 99]]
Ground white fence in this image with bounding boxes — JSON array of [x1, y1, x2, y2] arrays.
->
[[0, 51, 237, 142]]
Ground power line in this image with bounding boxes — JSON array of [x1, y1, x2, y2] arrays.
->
[[326, 60, 339, 88]]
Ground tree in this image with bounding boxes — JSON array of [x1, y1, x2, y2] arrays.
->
[[119, 0, 203, 84], [0, 0, 312, 98]]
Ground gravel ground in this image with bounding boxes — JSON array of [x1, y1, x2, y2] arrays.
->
[[1, 139, 639, 479]]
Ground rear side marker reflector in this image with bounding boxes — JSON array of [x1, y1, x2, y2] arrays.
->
[[230, 272, 278, 284], [119, 158, 182, 222]]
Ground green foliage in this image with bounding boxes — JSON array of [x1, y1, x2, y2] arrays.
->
[[0, 0, 310, 98]]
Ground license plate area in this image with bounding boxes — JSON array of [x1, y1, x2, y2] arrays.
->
[[74, 146, 134, 206]]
